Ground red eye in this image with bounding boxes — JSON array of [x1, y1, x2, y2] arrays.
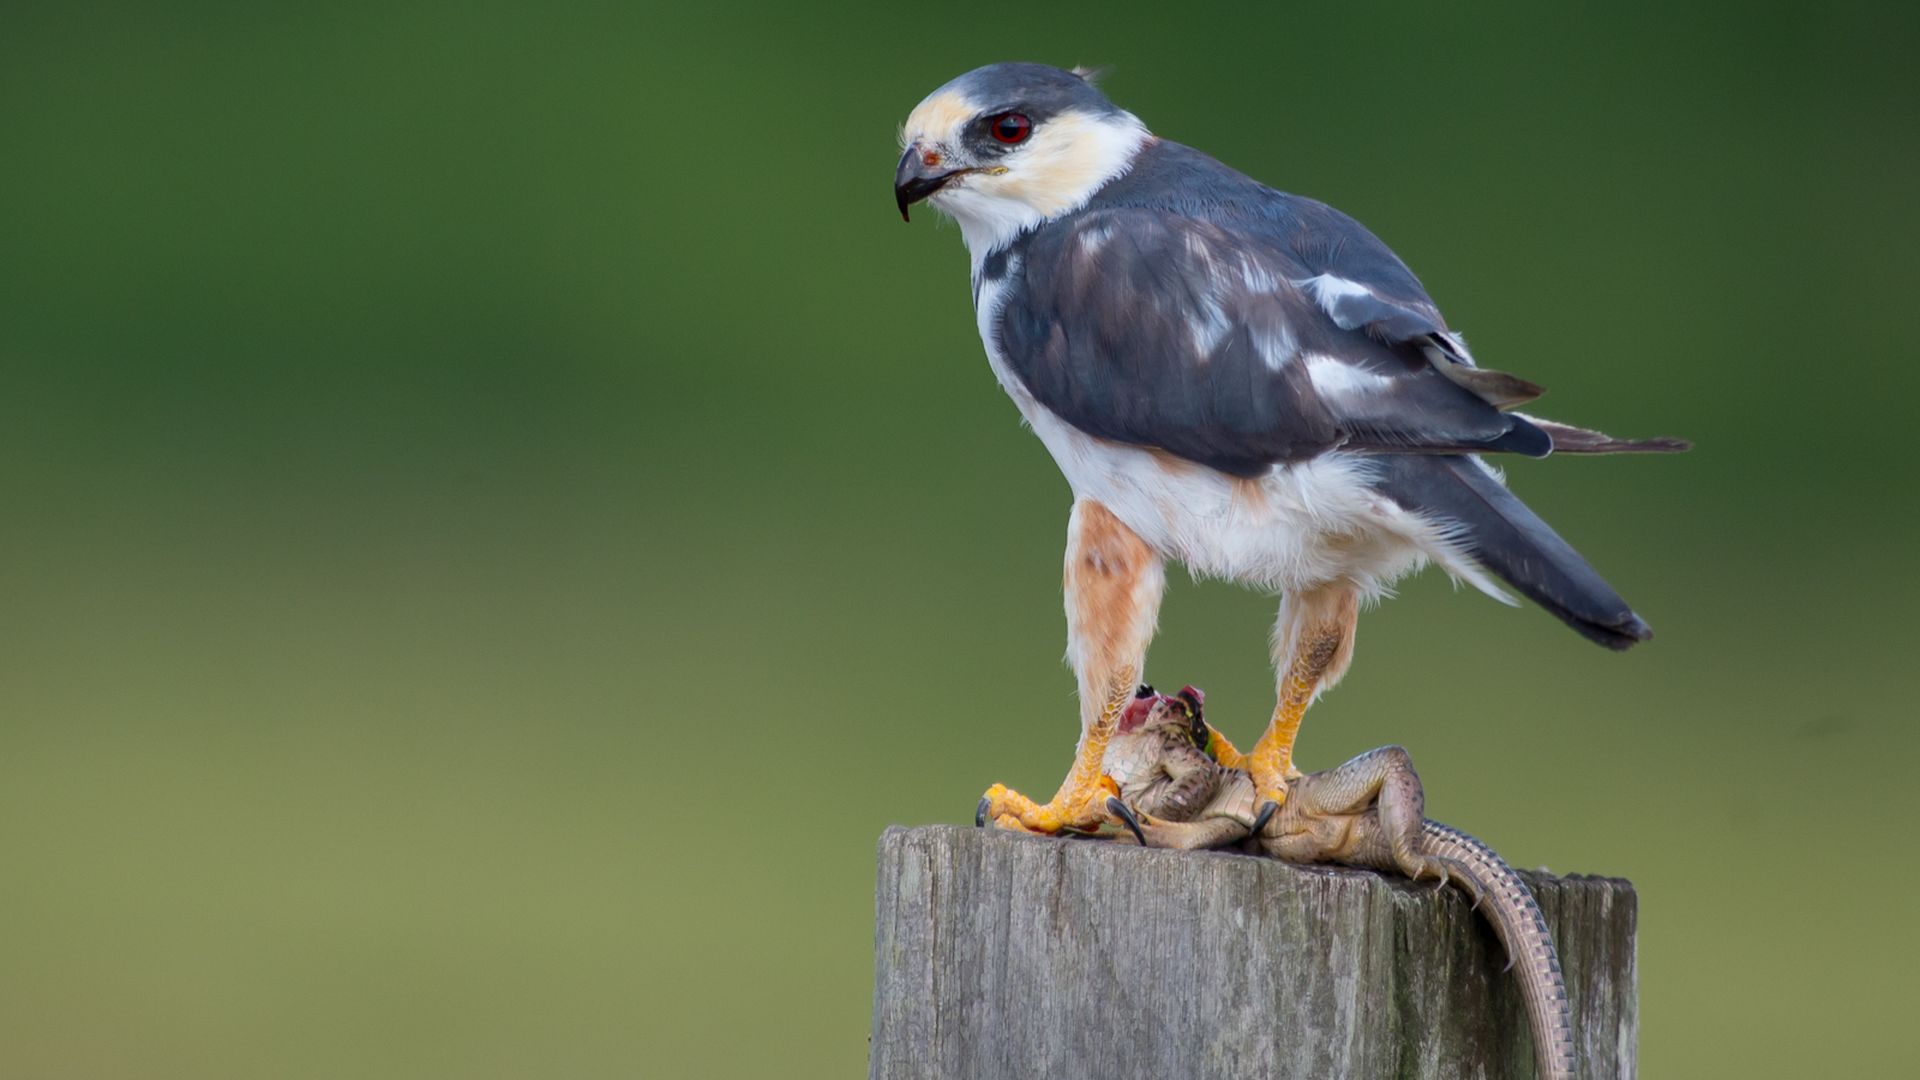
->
[[990, 112, 1031, 144]]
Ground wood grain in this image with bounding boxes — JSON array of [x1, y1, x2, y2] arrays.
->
[[870, 825, 1635, 1080]]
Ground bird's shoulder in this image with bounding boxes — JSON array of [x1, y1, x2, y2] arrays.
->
[[1002, 140, 1440, 333]]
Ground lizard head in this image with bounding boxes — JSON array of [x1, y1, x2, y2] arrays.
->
[[1106, 682, 1235, 830], [1116, 683, 1212, 754]]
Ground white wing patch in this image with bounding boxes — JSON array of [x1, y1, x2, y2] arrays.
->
[[1175, 231, 1236, 357], [1252, 322, 1298, 373], [1237, 259, 1281, 294], [1187, 295, 1232, 358], [1297, 273, 1375, 315], [1076, 221, 1115, 257], [1305, 354, 1394, 401]]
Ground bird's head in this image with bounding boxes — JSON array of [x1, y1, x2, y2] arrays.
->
[[895, 63, 1149, 251]]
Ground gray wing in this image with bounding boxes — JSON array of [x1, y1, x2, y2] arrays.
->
[[993, 203, 1549, 478]]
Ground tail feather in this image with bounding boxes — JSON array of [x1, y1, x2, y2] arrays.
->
[[1373, 454, 1654, 649], [1519, 414, 1692, 455]]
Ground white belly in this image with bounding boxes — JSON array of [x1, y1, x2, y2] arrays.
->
[[1019, 390, 1432, 594]]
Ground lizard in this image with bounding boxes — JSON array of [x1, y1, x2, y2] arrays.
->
[[1101, 685, 1576, 1080]]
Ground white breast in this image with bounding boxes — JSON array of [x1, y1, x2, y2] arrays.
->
[[974, 269, 1502, 600]]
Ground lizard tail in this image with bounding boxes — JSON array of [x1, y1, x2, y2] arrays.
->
[[1420, 820, 1576, 1080]]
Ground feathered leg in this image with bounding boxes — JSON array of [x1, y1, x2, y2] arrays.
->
[[980, 499, 1164, 834], [1246, 582, 1359, 812]]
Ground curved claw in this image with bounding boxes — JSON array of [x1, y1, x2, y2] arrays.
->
[[975, 795, 991, 828], [1105, 796, 1148, 846], [1251, 800, 1280, 836]]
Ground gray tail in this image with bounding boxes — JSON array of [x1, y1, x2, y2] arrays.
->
[[1516, 415, 1691, 455], [1373, 455, 1653, 650]]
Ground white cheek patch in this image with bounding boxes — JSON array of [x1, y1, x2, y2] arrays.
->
[[989, 111, 1148, 216], [932, 109, 1150, 258]]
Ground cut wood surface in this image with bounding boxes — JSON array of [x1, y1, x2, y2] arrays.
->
[[869, 825, 1636, 1080]]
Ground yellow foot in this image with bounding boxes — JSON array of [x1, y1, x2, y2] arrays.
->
[[1248, 763, 1303, 836], [1100, 794, 1171, 847], [976, 778, 1121, 836]]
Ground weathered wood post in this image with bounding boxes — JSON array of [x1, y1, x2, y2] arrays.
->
[[870, 825, 1635, 1079]]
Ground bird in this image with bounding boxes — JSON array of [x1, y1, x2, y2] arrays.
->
[[892, 62, 1686, 835]]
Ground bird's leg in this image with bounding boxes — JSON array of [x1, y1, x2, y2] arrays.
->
[[1247, 583, 1359, 813], [979, 500, 1164, 835], [1201, 723, 1249, 769]]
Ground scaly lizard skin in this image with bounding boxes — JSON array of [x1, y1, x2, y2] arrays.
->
[[1103, 688, 1575, 1080]]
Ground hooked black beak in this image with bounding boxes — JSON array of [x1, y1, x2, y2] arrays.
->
[[895, 145, 963, 222]]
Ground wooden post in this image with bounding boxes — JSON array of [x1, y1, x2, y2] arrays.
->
[[870, 825, 1636, 1080]]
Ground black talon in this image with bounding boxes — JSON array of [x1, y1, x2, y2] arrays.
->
[[1105, 796, 1148, 846], [975, 796, 991, 828], [1251, 800, 1280, 836], [1134, 684, 1156, 698]]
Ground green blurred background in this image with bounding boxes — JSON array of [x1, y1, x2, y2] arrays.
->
[[2, 3, 1913, 1076]]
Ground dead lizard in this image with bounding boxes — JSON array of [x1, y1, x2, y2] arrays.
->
[[1103, 685, 1575, 1080]]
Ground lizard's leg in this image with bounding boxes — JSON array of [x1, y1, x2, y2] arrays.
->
[[1106, 798, 1251, 851], [1272, 749, 1576, 1080], [1277, 745, 1448, 885], [1246, 582, 1360, 812], [979, 499, 1164, 834], [1131, 743, 1224, 823]]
